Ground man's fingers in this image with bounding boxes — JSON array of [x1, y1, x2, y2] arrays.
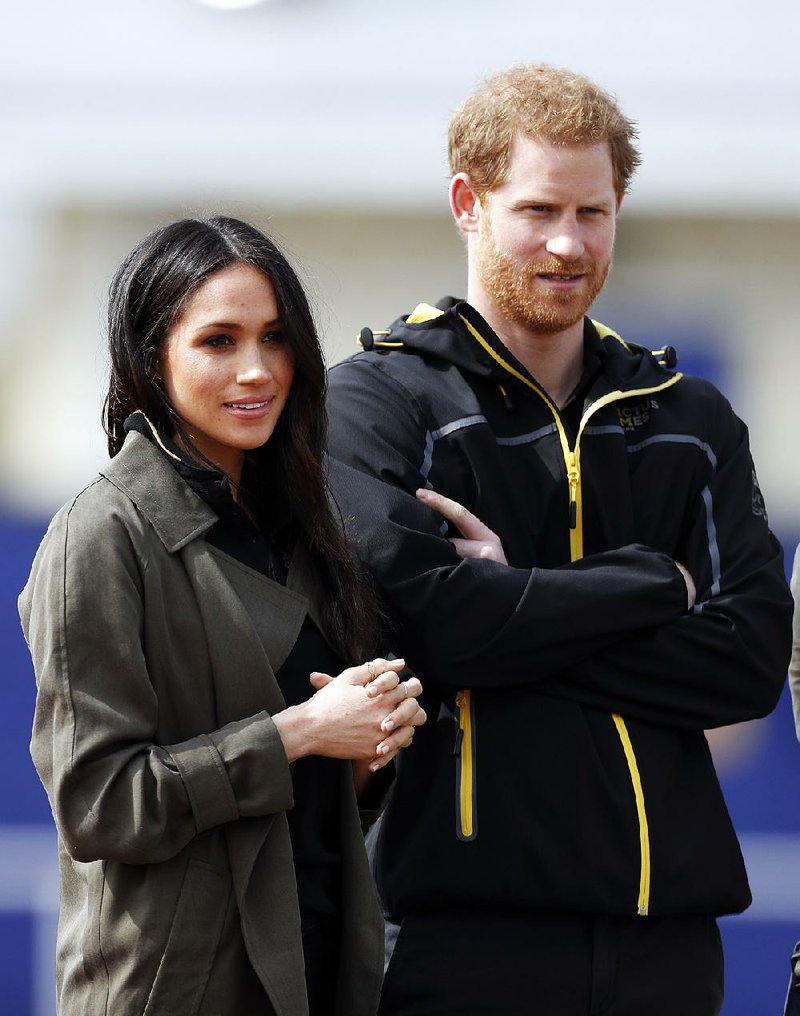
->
[[416, 487, 493, 540], [449, 537, 495, 560], [675, 562, 697, 610]]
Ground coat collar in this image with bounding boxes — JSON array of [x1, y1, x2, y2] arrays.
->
[[100, 430, 218, 552]]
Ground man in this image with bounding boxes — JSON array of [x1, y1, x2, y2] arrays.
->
[[326, 65, 793, 1014]]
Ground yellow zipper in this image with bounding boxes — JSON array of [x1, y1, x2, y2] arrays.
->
[[454, 690, 477, 841], [460, 313, 684, 915], [612, 714, 651, 914]]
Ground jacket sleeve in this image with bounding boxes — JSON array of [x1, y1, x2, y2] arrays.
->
[[539, 407, 792, 729], [789, 543, 800, 737], [20, 496, 294, 866], [327, 358, 689, 689]]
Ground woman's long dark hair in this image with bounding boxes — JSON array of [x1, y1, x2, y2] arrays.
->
[[104, 216, 379, 661]]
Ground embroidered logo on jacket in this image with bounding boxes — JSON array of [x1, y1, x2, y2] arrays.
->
[[617, 398, 659, 430], [751, 467, 768, 520]]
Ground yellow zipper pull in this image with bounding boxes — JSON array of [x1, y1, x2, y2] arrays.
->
[[454, 690, 466, 755], [567, 456, 579, 530]]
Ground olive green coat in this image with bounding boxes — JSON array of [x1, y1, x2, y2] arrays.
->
[[20, 431, 384, 1016]]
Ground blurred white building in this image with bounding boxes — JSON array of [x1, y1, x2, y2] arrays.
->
[[1, 0, 798, 531]]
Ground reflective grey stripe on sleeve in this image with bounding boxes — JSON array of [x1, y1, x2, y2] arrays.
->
[[496, 423, 558, 446], [701, 485, 722, 595], [420, 416, 557, 480], [420, 415, 487, 482], [626, 433, 721, 597]]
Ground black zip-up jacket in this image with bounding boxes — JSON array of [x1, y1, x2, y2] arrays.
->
[[326, 299, 793, 919]]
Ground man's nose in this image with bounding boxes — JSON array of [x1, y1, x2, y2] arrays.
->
[[545, 217, 585, 261]]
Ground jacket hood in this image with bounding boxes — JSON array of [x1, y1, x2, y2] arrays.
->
[[359, 297, 679, 398]]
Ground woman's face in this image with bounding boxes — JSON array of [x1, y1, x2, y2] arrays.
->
[[160, 262, 294, 483]]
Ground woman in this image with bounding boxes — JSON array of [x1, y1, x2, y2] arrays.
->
[[20, 216, 425, 1016]]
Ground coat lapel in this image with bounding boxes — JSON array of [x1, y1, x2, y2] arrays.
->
[[208, 546, 311, 685], [179, 539, 331, 1016]]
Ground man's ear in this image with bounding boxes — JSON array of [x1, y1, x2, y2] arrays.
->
[[449, 173, 482, 234], [616, 191, 625, 213]]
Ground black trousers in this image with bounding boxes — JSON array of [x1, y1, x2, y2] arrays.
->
[[378, 908, 723, 1016]]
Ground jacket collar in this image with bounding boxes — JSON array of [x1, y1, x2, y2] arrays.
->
[[100, 430, 218, 553], [380, 299, 676, 397]]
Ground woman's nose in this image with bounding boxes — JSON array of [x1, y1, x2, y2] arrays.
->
[[236, 348, 270, 384]]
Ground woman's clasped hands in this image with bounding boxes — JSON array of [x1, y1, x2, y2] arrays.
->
[[283, 658, 426, 773]]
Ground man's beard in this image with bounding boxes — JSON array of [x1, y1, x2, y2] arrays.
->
[[477, 228, 611, 336]]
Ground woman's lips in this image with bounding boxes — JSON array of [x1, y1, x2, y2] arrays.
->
[[223, 396, 275, 419]]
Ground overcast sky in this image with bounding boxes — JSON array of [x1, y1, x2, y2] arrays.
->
[[1, 0, 798, 212]]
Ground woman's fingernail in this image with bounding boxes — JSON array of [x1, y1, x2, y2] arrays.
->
[[383, 720, 395, 732], [379, 744, 390, 755], [369, 762, 381, 772]]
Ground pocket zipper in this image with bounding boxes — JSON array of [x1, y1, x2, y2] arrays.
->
[[454, 689, 477, 841]]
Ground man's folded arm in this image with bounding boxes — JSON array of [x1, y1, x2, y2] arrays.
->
[[327, 360, 688, 688], [538, 421, 793, 729]]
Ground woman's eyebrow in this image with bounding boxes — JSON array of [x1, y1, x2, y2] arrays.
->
[[198, 317, 283, 329]]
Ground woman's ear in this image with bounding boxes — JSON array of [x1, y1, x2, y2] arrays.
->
[[143, 347, 161, 381]]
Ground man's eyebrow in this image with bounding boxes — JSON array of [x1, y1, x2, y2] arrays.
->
[[510, 196, 613, 207]]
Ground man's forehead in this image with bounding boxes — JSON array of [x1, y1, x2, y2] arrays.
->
[[510, 132, 613, 165], [497, 134, 616, 192]]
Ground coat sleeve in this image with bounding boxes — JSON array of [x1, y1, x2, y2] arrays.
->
[[539, 407, 792, 729], [327, 357, 689, 689], [20, 493, 295, 866], [789, 543, 800, 737]]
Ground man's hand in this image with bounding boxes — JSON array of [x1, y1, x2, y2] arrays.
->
[[675, 563, 696, 610], [416, 487, 698, 614], [416, 487, 508, 565]]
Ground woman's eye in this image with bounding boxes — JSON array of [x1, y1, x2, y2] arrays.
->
[[205, 334, 233, 348], [263, 330, 284, 344]]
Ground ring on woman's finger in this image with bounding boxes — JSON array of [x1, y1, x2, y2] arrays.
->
[[401, 681, 409, 699], [367, 660, 376, 678]]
